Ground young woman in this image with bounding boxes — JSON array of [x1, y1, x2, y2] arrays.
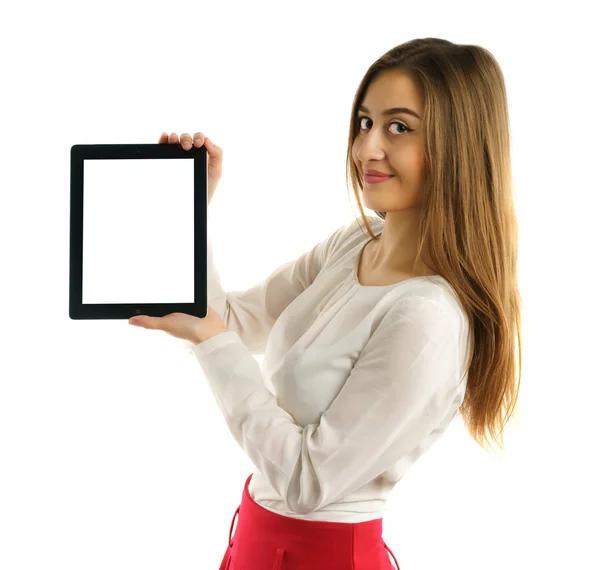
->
[[133, 37, 521, 570]]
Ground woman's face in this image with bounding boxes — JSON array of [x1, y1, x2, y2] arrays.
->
[[351, 70, 426, 213]]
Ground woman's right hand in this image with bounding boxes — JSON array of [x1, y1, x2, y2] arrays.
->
[[159, 131, 223, 205]]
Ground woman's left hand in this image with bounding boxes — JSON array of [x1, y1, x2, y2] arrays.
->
[[128, 305, 227, 345]]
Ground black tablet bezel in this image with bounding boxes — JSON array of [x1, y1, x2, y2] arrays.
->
[[69, 143, 208, 320]]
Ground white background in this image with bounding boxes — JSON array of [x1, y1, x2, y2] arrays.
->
[[1, 1, 598, 569]]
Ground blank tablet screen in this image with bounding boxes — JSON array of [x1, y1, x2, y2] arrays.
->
[[70, 144, 208, 320]]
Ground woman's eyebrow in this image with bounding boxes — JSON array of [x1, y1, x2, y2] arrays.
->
[[358, 105, 421, 120]]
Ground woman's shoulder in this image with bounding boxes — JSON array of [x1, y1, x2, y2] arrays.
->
[[385, 280, 468, 340], [350, 215, 385, 234], [334, 215, 384, 248], [321, 215, 383, 264]]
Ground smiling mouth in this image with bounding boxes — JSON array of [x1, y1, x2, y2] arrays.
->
[[364, 173, 394, 180]]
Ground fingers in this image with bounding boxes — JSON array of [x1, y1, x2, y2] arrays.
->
[[158, 131, 209, 151], [183, 132, 206, 150], [193, 132, 205, 146], [179, 132, 191, 149], [157, 132, 220, 160]]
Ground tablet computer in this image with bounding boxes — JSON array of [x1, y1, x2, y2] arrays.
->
[[69, 143, 208, 320]]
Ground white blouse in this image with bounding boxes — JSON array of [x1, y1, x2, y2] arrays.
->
[[184, 215, 471, 522]]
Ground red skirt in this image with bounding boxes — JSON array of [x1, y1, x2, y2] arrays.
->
[[218, 473, 400, 570]]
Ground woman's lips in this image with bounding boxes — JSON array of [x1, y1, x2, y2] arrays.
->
[[364, 173, 393, 184]]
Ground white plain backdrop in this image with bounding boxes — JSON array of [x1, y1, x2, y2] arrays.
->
[[1, 1, 599, 569]]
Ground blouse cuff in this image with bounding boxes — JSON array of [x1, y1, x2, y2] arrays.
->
[[183, 330, 241, 356]]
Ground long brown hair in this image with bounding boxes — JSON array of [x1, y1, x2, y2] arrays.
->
[[346, 38, 522, 452]]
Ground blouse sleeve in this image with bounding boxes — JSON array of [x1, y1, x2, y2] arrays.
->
[[189, 295, 467, 516], [183, 223, 348, 355]]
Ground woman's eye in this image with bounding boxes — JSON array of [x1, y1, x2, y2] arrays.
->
[[357, 116, 411, 134]]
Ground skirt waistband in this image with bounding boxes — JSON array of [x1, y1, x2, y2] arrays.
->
[[221, 473, 400, 570]]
